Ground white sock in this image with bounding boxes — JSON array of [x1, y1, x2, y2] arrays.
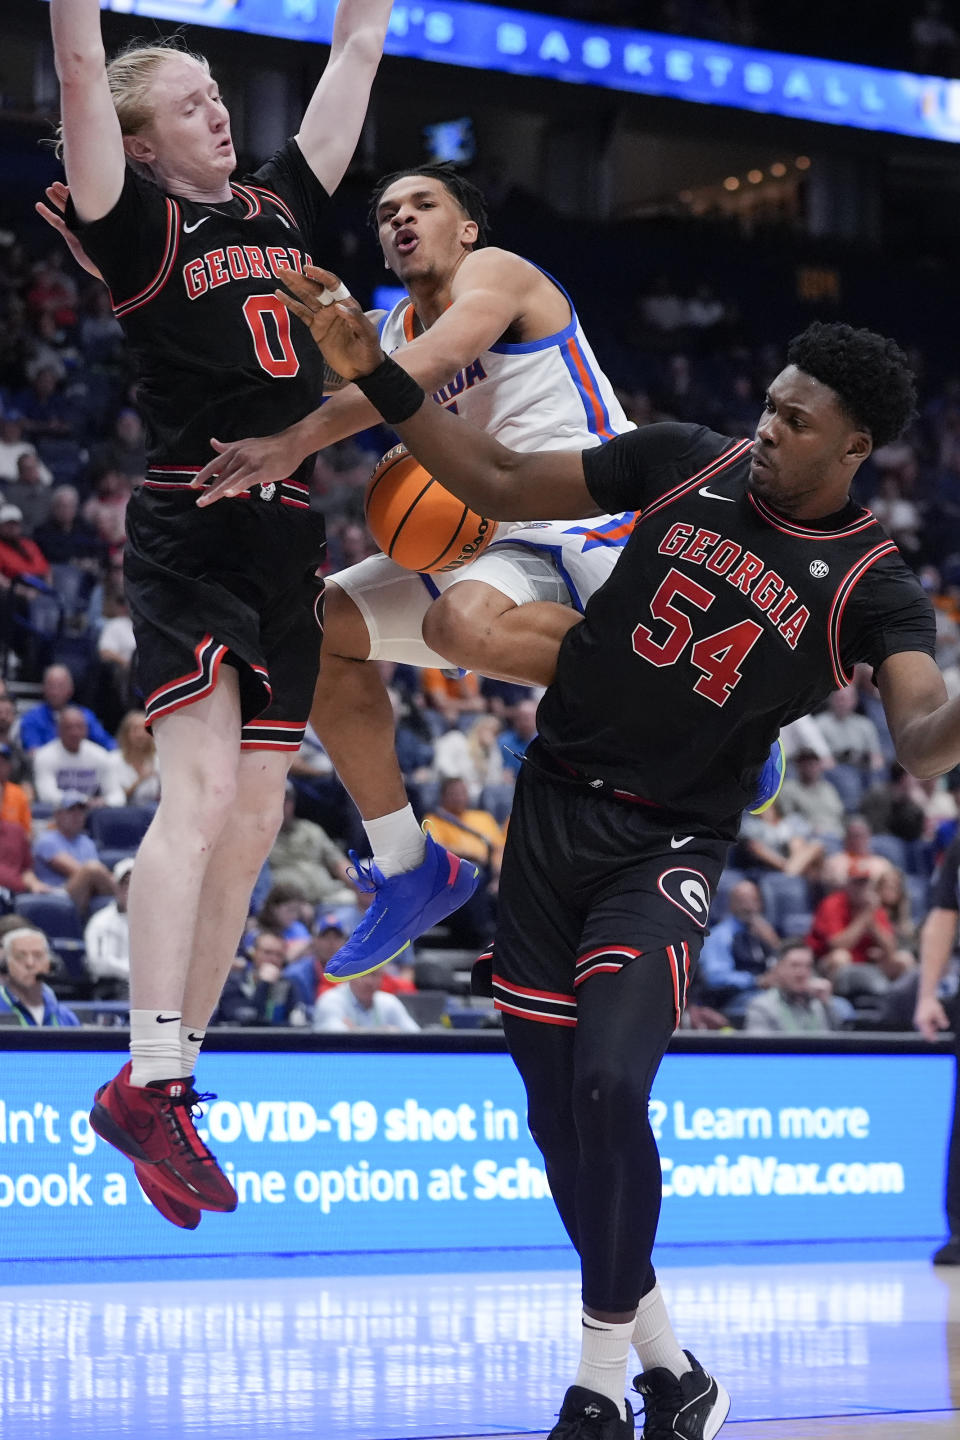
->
[[632, 1283, 691, 1379], [129, 1009, 185, 1087], [573, 1313, 633, 1420], [363, 805, 426, 878], [180, 1024, 206, 1077]]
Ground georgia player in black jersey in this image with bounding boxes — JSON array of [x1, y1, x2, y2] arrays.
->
[[280, 272, 960, 1440], [48, 0, 394, 1231]]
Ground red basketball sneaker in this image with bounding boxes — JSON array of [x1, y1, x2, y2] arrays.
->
[[135, 1162, 202, 1230], [91, 1062, 237, 1213]]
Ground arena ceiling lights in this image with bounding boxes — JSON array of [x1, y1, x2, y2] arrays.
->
[[55, 0, 960, 144]]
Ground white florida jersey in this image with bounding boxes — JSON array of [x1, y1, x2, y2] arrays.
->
[[377, 267, 635, 454]]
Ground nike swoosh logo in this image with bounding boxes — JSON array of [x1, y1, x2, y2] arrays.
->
[[698, 485, 735, 501], [183, 216, 211, 233], [671, 835, 694, 849], [155, 1014, 181, 1023]]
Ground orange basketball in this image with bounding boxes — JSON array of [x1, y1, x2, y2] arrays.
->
[[364, 445, 494, 573]]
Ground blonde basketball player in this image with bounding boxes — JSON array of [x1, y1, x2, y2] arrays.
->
[[190, 164, 782, 982]]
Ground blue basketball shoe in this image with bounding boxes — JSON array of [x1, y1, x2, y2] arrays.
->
[[323, 834, 482, 982], [748, 736, 785, 816]]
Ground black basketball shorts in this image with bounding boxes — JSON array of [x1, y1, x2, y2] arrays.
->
[[125, 486, 326, 752], [483, 764, 730, 1028]]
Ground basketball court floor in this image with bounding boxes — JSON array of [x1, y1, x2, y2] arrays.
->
[[1, 1242, 957, 1439]]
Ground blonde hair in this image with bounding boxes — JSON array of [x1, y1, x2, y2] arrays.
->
[[54, 36, 211, 159]]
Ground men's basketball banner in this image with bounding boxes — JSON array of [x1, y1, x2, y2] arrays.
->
[[43, 1, 960, 145]]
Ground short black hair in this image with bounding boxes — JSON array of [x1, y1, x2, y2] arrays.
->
[[368, 163, 489, 247], [786, 321, 916, 450]]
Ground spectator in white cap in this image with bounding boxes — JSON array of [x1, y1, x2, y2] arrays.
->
[[33, 706, 124, 806], [84, 856, 133, 996], [0, 503, 51, 584], [32, 790, 114, 915]]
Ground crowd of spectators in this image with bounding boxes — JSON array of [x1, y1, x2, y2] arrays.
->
[[1, 171, 960, 1039]]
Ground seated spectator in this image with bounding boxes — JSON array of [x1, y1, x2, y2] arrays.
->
[[32, 791, 114, 915], [0, 745, 30, 834], [822, 816, 895, 889], [33, 485, 105, 569], [0, 927, 79, 1028], [735, 801, 824, 878], [269, 784, 361, 914], [808, 873, 915, 1000], [313, 970, 420, 1033], [88, 408, 146, 481], [20, 662, 116, 752], [97, 600, 138, 733], [78, 285, 124, 366], [744, 941, 840, 1034], [256, 882, 314, 962], [0, 415, 52, 487], [812, 685, 885, 775], [877, 867, 917, 952], [421, 667, 486, 728], [861, 763, 927, 843], [33, 707, 124, 806], [498, 697, 539, 776], [434, 713, 510, 797], [423, 776, 502, 946], [284, 918, 349, 1015], [83, 465, 130, 561], [0, 697, 28, 785], [3, 453, 53, 533], [0, 504, 50, 584], [83, 856, 132, 997], [215, 929, 300, 1026], [777, 748, 846, 840], [113, 710, 159, 805], [0, 815, 46, 902], [389, 685, 434, 780], [696, 879, 779, 1020], [15, 365, 77, 443]]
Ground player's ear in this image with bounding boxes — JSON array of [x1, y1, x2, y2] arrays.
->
[[461, 219, 479, 247], [123, 133, 156, 165], [845, 430, 872, 466]]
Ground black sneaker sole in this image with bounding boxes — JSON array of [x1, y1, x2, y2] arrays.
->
[[89, 1099, 154, 1163]]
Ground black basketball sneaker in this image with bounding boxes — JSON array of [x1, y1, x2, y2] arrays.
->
[[549, 1386, 635, 1438], [632, 1352, 729, 1439]]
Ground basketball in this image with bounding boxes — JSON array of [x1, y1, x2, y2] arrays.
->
[[364, 445, 494, 573]]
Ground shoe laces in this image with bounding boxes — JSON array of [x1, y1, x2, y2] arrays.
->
[[346, 851, 384, 895], [161, 1086, 217, 1162], [634, 1374, 683, 1439]]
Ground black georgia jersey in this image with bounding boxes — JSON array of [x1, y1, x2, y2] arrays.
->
[[536, 423, 936, 836], [68, 140, 333, 486]]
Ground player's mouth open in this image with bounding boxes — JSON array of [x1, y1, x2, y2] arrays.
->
[[751, 447, 772, 471], [394, 230, 418, 255]]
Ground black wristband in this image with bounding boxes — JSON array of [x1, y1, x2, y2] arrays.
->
[[354, 356, 426, 425]]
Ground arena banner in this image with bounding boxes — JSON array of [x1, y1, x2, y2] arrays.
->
[[42, 1, 960, 144], [0, 1047, 950, 1263]]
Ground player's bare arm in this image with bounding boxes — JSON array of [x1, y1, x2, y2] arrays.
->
[[50, 0, 127, 222], [294, 0, 393, 194], [193, 247, 551, 502], [277, 266, 601, 522], [876, 649, 960, 778]]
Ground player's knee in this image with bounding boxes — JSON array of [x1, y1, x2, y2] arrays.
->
[[423, 585, 511, 666], [321, 582, 372, 661], [573, 1060, 646, 1146]]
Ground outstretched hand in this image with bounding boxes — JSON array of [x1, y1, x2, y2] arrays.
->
[[277, 266, 384, 379], [35, 182, 103, 282]]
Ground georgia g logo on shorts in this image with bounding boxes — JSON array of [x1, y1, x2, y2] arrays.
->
[[657, 867, 711, 928]]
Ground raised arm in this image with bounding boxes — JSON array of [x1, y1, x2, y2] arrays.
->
[[50, 0, 126, 222], [277, 267, 601, 522], [295, 0, 393, 194], [877, 649, 960, 779], [194, 248, 541, 501]]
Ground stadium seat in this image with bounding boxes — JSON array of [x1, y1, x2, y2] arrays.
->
[[15, 891, 88, 987], [870, 832, 908, 871], [758, 872, 811, 934], [87, 805, 156, 859], [823, 764, 864, 812], [479, 782, 515, 824]]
